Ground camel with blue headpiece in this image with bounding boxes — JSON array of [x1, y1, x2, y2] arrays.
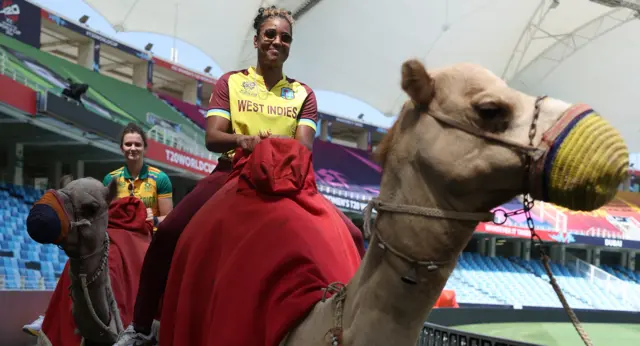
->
[[27, 59, 628, 346], [26, 175, 156, 346]]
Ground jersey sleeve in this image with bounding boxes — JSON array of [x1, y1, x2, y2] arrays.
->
[[297, 86, 318, 132], [206, 73, 231, 121], [156, 171, 173, 199], [102, 173, 113, 187]]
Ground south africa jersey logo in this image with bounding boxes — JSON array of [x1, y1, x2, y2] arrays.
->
[[281, 87, 294, 100]]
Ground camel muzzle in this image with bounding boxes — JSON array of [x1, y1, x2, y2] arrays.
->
[[529, 103, 629, 211], [27, 190, 70, 244]]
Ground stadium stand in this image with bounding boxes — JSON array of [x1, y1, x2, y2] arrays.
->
[[156, 92, 207, 130], [0, 183, 66, 291], [4, 178, 640, 316], [0, 35, 204, 141], [444, 252, 640, 311]]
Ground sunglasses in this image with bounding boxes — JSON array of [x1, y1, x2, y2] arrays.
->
[[128, 181, 135, 197], [263, 29, 292, 44]]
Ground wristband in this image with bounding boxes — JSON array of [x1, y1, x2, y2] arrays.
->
[[153, 216, 159, 226]]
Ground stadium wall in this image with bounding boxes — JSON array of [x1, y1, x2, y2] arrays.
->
[[0, 290, 53, 346], [3, 290, 640, 346], [427, 306, 640, 326]]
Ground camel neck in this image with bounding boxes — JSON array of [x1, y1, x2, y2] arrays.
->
[[340, 171, 478, 345]]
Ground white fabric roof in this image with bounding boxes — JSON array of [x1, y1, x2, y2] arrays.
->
[[83, 0, 640, 150]]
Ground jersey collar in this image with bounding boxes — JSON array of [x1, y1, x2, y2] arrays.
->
[[123, 163, 149, 180], [248, 66, 286, 88]]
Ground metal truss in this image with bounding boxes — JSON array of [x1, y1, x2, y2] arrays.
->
[[501, 0, 560, 81], [505, 3, 637, 89]]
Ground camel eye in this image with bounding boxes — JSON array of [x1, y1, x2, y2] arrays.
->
[[82, 202, 100, 216], [474, 102, 508, 120]]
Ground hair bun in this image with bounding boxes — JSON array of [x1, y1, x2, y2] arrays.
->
[[258, 7, 265, 14]]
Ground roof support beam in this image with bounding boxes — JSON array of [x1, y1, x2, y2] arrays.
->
[[501, 0, 559, 81], [509, 8, 636, 89], [41, 39, 75, 51]]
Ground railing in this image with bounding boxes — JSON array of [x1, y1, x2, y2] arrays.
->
[[147, 125, 219, 162], [535, 200, 568, 234], [419, 322, 541, 346], [567, 254, 640, 310], [0, 51, 48, 95]]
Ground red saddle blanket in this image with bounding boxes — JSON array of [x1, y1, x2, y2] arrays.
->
[[160, 139, 362, 346], [41, 197, 153, 346]]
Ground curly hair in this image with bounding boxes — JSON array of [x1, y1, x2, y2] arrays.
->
[[120, 122, 148, 148], [253, 6, 294, 35]]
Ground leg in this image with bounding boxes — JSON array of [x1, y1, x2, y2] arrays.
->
[[328, 200, 366, 258], [130, 162, 232, 334]]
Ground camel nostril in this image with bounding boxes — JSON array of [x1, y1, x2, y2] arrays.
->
[[27, 204, 63, 244]]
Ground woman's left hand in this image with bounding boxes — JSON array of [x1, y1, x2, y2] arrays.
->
[[259, 130, 290, 139]]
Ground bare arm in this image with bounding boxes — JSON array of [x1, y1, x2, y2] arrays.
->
[[205, 116, 239, 153], [156, 198, 173, 223], [295, 125, 315, 151]]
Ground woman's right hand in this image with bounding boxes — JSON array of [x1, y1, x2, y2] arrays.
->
[[235, 135, 262, 152]]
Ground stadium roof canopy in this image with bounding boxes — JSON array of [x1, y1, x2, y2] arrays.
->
[[83, 0, 640, 151]]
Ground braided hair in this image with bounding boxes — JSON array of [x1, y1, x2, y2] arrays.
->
[[253, 6, 294, 35]]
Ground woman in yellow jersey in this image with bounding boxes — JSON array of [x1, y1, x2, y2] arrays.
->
[[115, 7, 364, 342], [103, 123, 174, 226]]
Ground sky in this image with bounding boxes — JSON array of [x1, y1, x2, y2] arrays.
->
[[29, 0, 395, 129]]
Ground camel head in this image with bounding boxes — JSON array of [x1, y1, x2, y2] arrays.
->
[[376, 59, 629, 213], [26, 175, 118, 258]]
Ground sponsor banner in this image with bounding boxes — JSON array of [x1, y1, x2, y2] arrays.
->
[[1, 0, 41, 48], [571, 235, 640, 250], [41, 9, 149, 60], [320, 189, 370, 213], [475, 223, 562, 243], [146, 139, 217, 177], [313, 139, 380, 198], [152, 57, 216, 85], [0, 73, 36, 114], [93, 41, 100, 72]]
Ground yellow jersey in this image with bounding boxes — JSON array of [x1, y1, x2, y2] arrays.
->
[[206, 66, 318, 157], [102, 163, 173, 216]]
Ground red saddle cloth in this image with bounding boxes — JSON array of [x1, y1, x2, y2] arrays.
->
[[40, 197, 153, 346], [160, 138, 362, 346]]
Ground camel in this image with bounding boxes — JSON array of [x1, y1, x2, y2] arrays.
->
[[25, 176, 159, 346], [27, 59, 628, 346], [280, 60, 628, 345]]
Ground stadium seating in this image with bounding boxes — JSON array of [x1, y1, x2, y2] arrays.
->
[[2, 181, 640, 314], [445, 252, 640, 311], [0, 183, 66, 290]]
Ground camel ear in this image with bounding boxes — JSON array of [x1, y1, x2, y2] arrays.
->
[[401, 59, 435, 107], [105, 179, 118, 204], [60, 175, 74, 189]]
